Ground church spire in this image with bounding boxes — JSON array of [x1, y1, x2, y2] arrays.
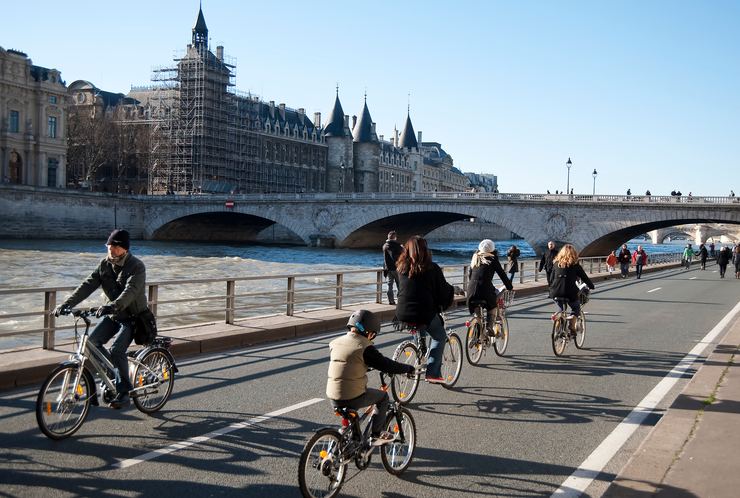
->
[[324, 90, 349, 137], [192, 5, 208, 51], [399, 112, 418, 149]]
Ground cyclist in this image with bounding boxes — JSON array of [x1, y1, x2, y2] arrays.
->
[[52, 229, 147, 409], [326, 309, 415, 446], [466, 239, 513, 333], [395, 235, 455, 384], [549, 244, 595, 333]]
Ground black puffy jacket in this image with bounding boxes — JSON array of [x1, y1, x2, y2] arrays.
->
[[549, 263, 594, 301], [395, 263, 454, 325], [466, 254, 512, 312]]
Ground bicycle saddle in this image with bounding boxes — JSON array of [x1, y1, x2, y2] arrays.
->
[[332, 406, 358, 418], [469, 299, 488, 307]]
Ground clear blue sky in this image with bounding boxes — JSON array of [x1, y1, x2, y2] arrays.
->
[[4, 0, 739, 195]]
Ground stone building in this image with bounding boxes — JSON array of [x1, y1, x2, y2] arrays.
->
[[466, 172, 498, 192], [324, 92, 469, 193], [0, 47, 67, 188]]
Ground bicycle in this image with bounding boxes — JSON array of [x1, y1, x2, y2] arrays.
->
[[298, 372, 416, 498], [465, 289, 514, 365], [550, 295, 587, 356], [389, 313, 463, 405], [35, 307, 178, 440]]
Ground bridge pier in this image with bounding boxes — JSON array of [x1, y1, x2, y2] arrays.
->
[[308, 235, 336, 248]]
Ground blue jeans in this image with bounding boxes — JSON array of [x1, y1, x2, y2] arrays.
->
[[89, 316, 134, 393], [423, 314, 446, 378], [635, 262, 644, 278], [386, 270, 399, 304], [555, 298, 581, 317]]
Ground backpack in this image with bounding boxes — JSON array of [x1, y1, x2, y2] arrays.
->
[[133, 307, 158, 345]]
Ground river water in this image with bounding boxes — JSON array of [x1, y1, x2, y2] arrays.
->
[[0, 238, 685, 350]]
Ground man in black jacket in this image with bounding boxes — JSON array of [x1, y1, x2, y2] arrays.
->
[[538, 241, 558, 285], [53, 229, 147, 409], [382, 231, 403, 305]]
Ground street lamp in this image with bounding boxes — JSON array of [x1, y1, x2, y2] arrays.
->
[[592, 168, 598, 196], [566, 157, 572, 195]]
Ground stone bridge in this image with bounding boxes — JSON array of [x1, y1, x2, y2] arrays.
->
[[2, 185, 739, 256]]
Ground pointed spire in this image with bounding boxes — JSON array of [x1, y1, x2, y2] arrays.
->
[[192, 5, 208, 50], [399, 112, 418, 149], [324, 91, 349, 137], [353, 98, 377, 143]]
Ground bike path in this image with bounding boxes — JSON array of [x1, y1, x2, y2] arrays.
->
[[1, 264, 737, 497]]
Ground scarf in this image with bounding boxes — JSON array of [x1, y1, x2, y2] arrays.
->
[[107, 252, 129, 267]]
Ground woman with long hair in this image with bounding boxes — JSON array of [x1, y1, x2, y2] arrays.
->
[[467, 239, 513, 331], [507, 245, 521, 283], [549, 244, 595, 332], [395, 236, 455, 384]]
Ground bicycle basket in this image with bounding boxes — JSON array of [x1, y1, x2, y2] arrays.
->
[[499, 290, 515, 308], [578, 289, 590, 306]]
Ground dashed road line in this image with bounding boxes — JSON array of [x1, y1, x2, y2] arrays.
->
[[113, 397, 324, 470], [647, 287, 661, 293], [551, 300, 740, 497]]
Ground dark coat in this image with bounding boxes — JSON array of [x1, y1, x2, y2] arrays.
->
[[698, 247, 708, 261], [507, 247, 521, 274], [382, 239, 403, 273], [62, 253, 148, 320], [717, 248, 732, 265], [395, 263, 454, 325], [466, 254, 513, 312], [538, 248, 558, 273], [549, 263, 595, 301], [618, 249, 631, 264]]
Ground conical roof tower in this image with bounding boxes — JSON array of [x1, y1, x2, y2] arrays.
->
[[398, 112, 418, 149]]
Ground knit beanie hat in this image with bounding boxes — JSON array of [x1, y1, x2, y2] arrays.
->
[[106, 229, 130, 250]]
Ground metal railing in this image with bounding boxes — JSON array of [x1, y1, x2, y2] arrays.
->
[[0, 253, 684, 351]]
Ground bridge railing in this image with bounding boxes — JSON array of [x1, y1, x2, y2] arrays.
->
[[0, 253, 683, 352]]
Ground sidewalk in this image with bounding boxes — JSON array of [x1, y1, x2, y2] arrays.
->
[[603, 307, 740, 497], [0, 259, 680, 392]]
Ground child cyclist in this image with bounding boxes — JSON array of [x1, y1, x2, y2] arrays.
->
[[549, 244, 595, 333], [326, 309, 416, 446]]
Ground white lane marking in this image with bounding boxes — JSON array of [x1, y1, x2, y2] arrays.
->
[[689, 277, 697, 280], [114, 397, 324, 469], [647, 288, 661, 293], [551, 300, 740, 497]]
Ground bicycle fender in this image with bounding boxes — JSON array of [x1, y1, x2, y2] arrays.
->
[[135, 347, 179, 373]]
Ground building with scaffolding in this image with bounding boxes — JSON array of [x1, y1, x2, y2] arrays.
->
[[138, 7, 326, 194]]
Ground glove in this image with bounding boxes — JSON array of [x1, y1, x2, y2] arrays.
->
[[95, 305, 115, 318], [52, 305, 70, 317]]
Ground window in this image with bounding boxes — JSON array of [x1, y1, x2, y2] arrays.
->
[[48, 116, 57, 138], [9, 110, 19, 133], [49, 95, 57, 104], [47, 158, 58, 188]]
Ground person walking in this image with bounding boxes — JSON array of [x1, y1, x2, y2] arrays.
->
[[606, 251, 618, 279], [382, 231, 403, 305], [682, 243, 695, 270], [709, 242, 716, 259], [467, 240, 513, 334], [506, 245, 521, 283], [538, 241, 558, 285], [395, 236, 455, 384], [735, 245, 740, 278], [632, 245, 648, 279], [52, 229, 147, 409], [697, 243, 709, 270], [716, 245, 731, 278], [618, 244, 631, 278]]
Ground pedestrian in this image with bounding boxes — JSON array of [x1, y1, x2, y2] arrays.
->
[[632, 245, 648, 279], [626, 188, 631, 196], [467, 240, 513, 334], [731, 190, 736, 197], [697, 243, 708, 270], [547, 189, 551, 194], [682, 243, 695, 270], [606, 250, 618, 279], [395, 235, 456, 384], [382, 230, 403, 305], [570, 188, 574, 195], [618, 244, 631, 278], [735, 245, 740, 278], [716, 245, 731, 278], [709, 242, 716, 258], [507, 244, 521, 283], [645, 190, 651, 196], [538, 241, 558, 285], [52, 229, 147, 409]]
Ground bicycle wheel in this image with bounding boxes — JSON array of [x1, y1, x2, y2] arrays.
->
[[574, 312, 586, 349], [381, 406, 416, 475], [132, 348, 175, 414], [390, 341, 420, 405], [551, 319, 567, 356], [492, 314, 510, 356], [298, 428, 346, 498], [442, 333, 463, 388], [465, 320, 484, 365], [36, 364, 92, 440]]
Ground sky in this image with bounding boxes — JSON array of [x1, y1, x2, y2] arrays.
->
[[3, 0, 739, 196]]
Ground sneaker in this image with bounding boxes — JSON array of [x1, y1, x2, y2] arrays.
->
[[371, 431, 395, 446], [567, 317, 577, 333], [109, 392, 130, 409], [426, 376, 446, 384]]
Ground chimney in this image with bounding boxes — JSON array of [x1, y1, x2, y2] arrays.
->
[[298, 107, 305, 124], [379, 134, 384, 142], [344, 114, 349, 128], [279, 103, 286, 120], [417, 131, 422, 144], [216, 46, 224, 60], [313, 112, 321, 128], [371, 122, 376, 135], [352, 115, 357, 129], [269, 101, 275, 118], [394, 128, 400, 147]]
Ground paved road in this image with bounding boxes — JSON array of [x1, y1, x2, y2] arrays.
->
[[2, 264, 739, 497]]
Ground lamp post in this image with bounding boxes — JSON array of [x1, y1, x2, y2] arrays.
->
[[592, 168, 598, 196], [566, 157, 572, 195]]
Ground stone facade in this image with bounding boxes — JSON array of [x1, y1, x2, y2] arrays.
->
[[0, 47, 67, 188]]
